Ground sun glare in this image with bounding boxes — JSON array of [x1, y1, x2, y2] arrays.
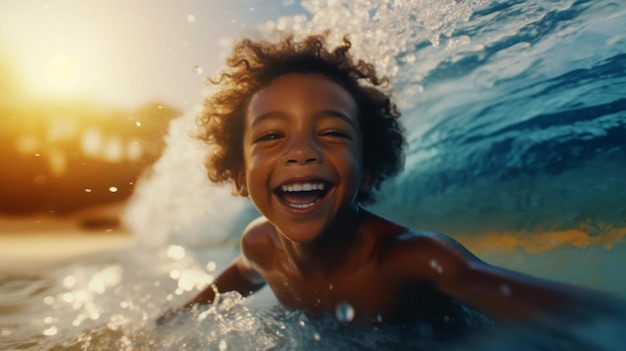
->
[[44, 53, 80, 94], [1, 1, 249, 109], [48, 54, 77, 84]]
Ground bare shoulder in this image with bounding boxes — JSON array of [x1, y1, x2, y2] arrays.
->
[[240, 216, 280, 268], [388, 229, 476, 256], [378, 226, 481, 281]]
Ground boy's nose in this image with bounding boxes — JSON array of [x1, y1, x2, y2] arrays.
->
[[282, 140, 322, 165]]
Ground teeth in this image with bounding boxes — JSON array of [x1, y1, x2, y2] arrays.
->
[[290, 202, 315, 209], [281, 182, 326, 192]]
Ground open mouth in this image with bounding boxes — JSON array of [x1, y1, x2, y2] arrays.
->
[[274, 180, 333, 210]]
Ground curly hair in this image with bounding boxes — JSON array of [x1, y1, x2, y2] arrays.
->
[[196, 33, 405, 204]]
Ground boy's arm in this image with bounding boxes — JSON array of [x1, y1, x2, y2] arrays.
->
[[181, 254, 266, 306], [388, 231, 621, 323], [439, 257, 616, 322]]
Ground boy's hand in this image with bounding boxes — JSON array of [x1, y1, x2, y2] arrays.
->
[[156, 306, 192, 326]]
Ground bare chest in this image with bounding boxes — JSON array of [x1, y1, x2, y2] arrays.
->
[[261, 261, 417, 323]]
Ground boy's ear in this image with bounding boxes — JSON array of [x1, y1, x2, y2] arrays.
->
[[234, 170, 249, 197]]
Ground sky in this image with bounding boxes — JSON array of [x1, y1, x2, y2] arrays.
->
[[0, 0, 306, 110]]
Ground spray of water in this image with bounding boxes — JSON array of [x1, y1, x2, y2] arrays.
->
[[124, 105, 255, 247]]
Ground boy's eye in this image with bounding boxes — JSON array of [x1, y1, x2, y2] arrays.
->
[[254, 132, 283, 143], [320, 130, 351, 139]]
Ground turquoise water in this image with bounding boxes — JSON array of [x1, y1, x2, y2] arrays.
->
[[3, 0, 626, 349]]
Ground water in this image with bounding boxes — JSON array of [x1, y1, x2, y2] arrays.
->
[[3, 0, 626, 349]]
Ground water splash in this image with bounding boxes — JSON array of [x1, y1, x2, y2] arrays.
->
[[260, 0, 491, 109], [124, 107, 256, 247]]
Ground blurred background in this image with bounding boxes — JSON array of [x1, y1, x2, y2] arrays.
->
[[0, 1, 303, 245]]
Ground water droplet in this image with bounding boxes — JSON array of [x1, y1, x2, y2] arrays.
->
[[62, 292, 74, 303], [335, 302, 355, 322], [63, 275, 76, 289], [328, 284, 333, 290], [167, 245, 186, 260], [193, 65, 203, 75], [404, 53, 417, 63], [187, 14, 196, 23], [206, 261, 217, 272], [135, 121, 141, 127], [43, 296, 55, 305], [500, 284, 512, 296], [1, 329, 11, 336], [429, 259, 443, 273], [169, 269, 180, 279], [43, 326, 57, 336], [178, 270, 198, 291], [109, 186, 118, 193], [218, 339, 228, 350], [313, 332, 321, 341], [84, 188, 92, 193]]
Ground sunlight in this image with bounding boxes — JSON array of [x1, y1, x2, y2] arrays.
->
[[460, 225, 626, 254], [48, 53, 77, 85], [41, 53, 81, 97]]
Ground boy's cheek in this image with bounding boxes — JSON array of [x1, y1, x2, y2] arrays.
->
[[245, 154, 270, 170]]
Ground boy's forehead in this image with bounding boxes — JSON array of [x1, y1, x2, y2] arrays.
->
[[246, 73, 358, 120]]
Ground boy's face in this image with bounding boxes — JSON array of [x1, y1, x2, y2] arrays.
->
[[239, 73, 366, 243]]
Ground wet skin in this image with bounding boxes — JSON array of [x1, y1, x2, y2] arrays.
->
[[159, 74, 619, 326]]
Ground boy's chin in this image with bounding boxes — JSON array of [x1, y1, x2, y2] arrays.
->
[[279, 226, 326, 244]]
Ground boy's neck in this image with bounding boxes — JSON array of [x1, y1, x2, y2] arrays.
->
[[280, 204, 364, 275]]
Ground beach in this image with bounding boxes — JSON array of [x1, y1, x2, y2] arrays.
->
[[0, 202, 133, 269]]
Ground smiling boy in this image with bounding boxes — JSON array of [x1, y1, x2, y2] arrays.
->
[[158, 33, 618, 327]]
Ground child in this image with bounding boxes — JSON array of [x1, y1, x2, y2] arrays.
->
[[158, 33, 618, 327]]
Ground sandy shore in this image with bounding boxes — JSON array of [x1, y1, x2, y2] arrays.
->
[[0, 203, 133, 265], [0, 230, 133, 263]]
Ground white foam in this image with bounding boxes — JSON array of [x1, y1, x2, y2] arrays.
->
[[124, 106, 254, 247]]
